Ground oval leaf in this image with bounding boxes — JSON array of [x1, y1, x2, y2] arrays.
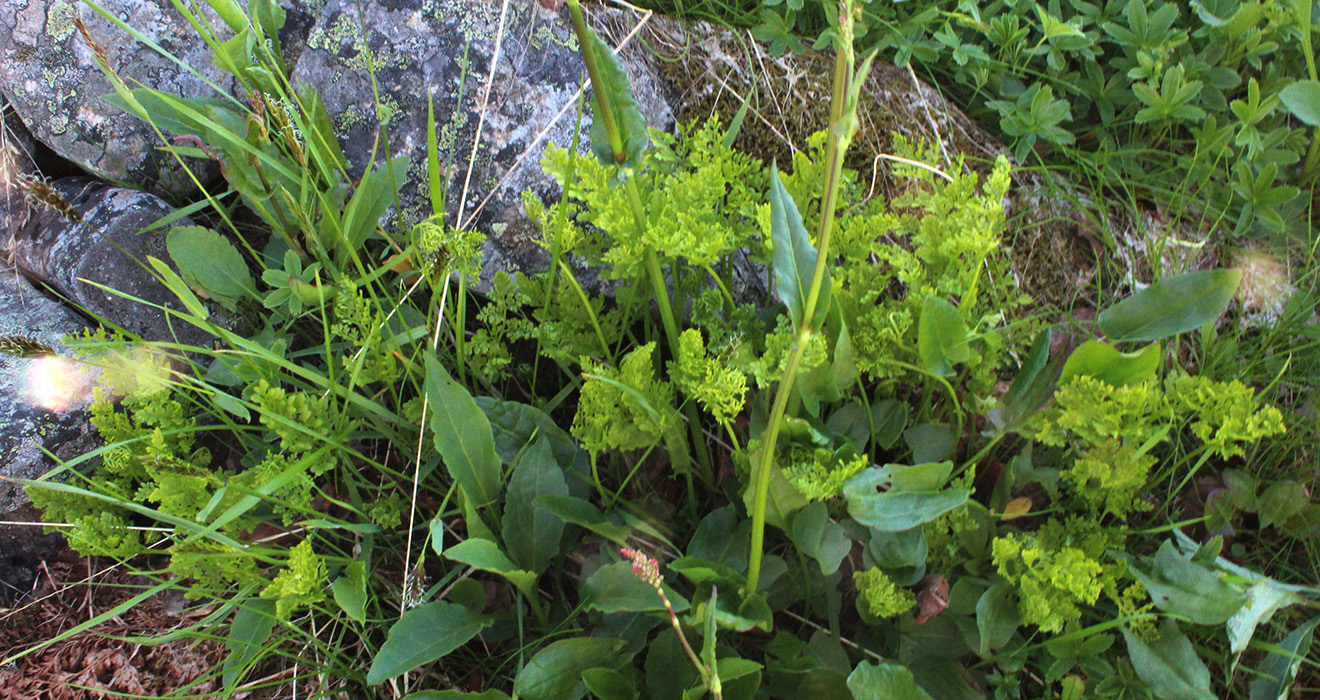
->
[[770, 163, 828, 331], [1098, 270, 1242, 342], [1123, 619, 1215, 700], [918, 296, 969, 377], [1280, 80, 1320, 127], [1059, 340, 1161, 387], [513, 638, 626, 700], [847, 661, 935, 700], [425, 355, 501, 507], [367, 601, 493, 685], [847, 489, 970, 532], [167, 225, 256, 310]]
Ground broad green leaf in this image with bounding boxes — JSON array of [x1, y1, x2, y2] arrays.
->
[[847, 661, 935, 700], [741, 458, 808, 530], [790, 502, 851, 575], [1123, 619, 1215, 700], [976, 583, 1021, 657], [513, 638, 626, 700], [535, 494, 631, 544], [445, 538, 538, 593], [846, 488, 969, 532], [826, 400, 871, 452], [396, 686, 509, 692], [502, 436, 568, 574], [889, 461, 954, 492], [581, 28, 648, 169], [717, 657, 763, 683], [917, 296, 969, 377], [222, 599, 276, 689], [903, 424, 955, 464], [1098, 270, 1242, 342], [581, 668, 638, 700], [425, 355, 501, 507], [1130, 540, 1246, 625], [1280, 80, 1320, 126], [769, 163, 828, 331], [1259, 480, 1308, 529], [341, 154, 409, 251], [581, 561, 689, 614], [871, 397, 908, 449], [1059, 340, 1161, 387], [367, 601, 493, 685], [686, 505, 750, 571], [167, 225, 256, 311], [331, 560, 367, 624], [477, 397, 589, 495], [1250, 615, 1320, 700], [866, 527, 928, 585]]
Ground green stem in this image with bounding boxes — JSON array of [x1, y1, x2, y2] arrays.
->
[[746, 333, 809, 591], [747, 9, 862, 593]]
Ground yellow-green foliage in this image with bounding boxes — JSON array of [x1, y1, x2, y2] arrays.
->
[[261, 539, 328, 620], [992, 531, 1105, 633], [1166, 375, 1286, 458], [1032, 374, 1285, 517], [853, 568, 916, 619], [783, 448, 868, 502], [250, 379, 336, 457], [533, 118, 766, 280], [670, 328, 748, 424], [572, 343, 679, 456]]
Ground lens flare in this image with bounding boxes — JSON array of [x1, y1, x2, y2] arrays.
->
[[24, 355, 98, 412]]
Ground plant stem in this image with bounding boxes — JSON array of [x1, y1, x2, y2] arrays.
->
[[747, 0, 868, 595]]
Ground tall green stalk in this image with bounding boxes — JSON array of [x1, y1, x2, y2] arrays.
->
[[565, 0, 714, 488], [746, 0, 873, 594]]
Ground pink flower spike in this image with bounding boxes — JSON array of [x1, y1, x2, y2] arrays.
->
[[620, 547, 662, 588]]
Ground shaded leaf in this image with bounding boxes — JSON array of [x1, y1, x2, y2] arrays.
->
[[1130, 540, 1246, 625], [513, 638, 626, 700], [1123, 619, 1215, 700], [222, 599, 276, 689], [1098, 270, 1242, 342], [535, 494, 631, 544], [790, 502, 851, 575], [976, 583, 1020, 656], [367, 601, 493, 685], [770, 163, 828, 331], [1250, 615, 1320, 700], [847, 661, 935, 700], [503, 436, 568, 574], [582, 561, 689, 614], [581, 668, 638, 700], [425, 355, 501, 507], [917, 296, 969, 377]]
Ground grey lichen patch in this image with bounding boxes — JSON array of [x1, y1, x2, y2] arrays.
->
[[530, 22, 578, 52], [306, 12, 411, 72]]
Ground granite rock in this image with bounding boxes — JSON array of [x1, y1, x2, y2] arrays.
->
[[290, 0, 673, 290], [5, 176, 217, 349], [0, 0, 326, 197]]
